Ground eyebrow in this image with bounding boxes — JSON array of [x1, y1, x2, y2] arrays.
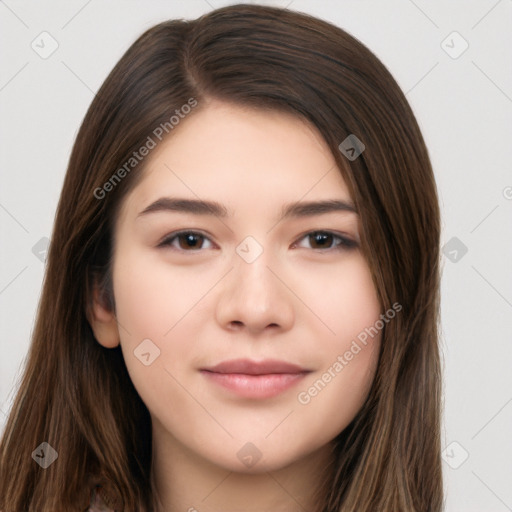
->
[[137, 197, 357, 220]]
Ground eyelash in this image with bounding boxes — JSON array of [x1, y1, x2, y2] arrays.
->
[[157, 230, 358, 252]]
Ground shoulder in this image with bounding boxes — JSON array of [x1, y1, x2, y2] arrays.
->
[[86, 486, 116, 512]]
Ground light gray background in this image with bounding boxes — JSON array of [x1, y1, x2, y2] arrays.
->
[[1, 1, 511, 510]]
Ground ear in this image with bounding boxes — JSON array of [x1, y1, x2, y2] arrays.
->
[[87, 280, 120, 348]]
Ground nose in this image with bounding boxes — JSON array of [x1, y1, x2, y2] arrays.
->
[[215, 247, 295, 336]]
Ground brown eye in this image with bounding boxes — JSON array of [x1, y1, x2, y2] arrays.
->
[[308, 232, 334, 249], [295, 231, 357, 251], [159, 231, 213, 251], [177, 233, 205, 249]]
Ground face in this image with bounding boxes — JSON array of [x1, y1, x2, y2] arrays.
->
[[97, 100, 382, 473]]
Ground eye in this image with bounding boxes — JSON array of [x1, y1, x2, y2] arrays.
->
[[158, 231, 214, 251], [293, 231, 357, 251], [157, 230, 357, 253]]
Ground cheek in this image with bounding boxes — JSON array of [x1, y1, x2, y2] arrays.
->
[[298, 252, 381, 343], [291, 255, 381, 438], [112, 248, 210, 343], [111, 247, 213, 393], [111, 250, 202, 423], [293, 339, 380, 455]]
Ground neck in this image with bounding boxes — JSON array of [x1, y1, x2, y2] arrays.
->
[[150, 421, 334, 512]]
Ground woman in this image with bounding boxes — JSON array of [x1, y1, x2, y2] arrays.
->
[[0, 4, 443, 511]]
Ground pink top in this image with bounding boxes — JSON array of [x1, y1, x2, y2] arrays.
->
[[87, 486, 116, 512]]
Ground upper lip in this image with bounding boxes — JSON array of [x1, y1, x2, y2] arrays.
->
[[201, 359, 310, 375]]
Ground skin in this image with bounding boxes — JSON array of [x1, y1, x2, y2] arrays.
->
[[89, 99, 382, 512]]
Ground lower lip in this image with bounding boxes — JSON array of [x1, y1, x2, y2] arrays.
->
[[200, 371, 308, 399]]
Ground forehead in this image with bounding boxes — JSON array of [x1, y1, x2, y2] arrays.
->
[[118, 100, 352, 220]]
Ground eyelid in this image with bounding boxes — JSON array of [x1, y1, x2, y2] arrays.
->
[[157, 229, 357, 252]]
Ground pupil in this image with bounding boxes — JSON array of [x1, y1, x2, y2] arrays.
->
[[311, 232, 332, 248], [181, 234, 201, 249]]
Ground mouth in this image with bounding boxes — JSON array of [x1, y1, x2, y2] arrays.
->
[[200, 359, 312, 399]]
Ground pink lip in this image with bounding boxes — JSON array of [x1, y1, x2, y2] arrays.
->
[[200, 359, 311, 399]]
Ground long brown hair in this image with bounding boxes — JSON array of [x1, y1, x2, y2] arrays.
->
[[0, 4, 442, 511]]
